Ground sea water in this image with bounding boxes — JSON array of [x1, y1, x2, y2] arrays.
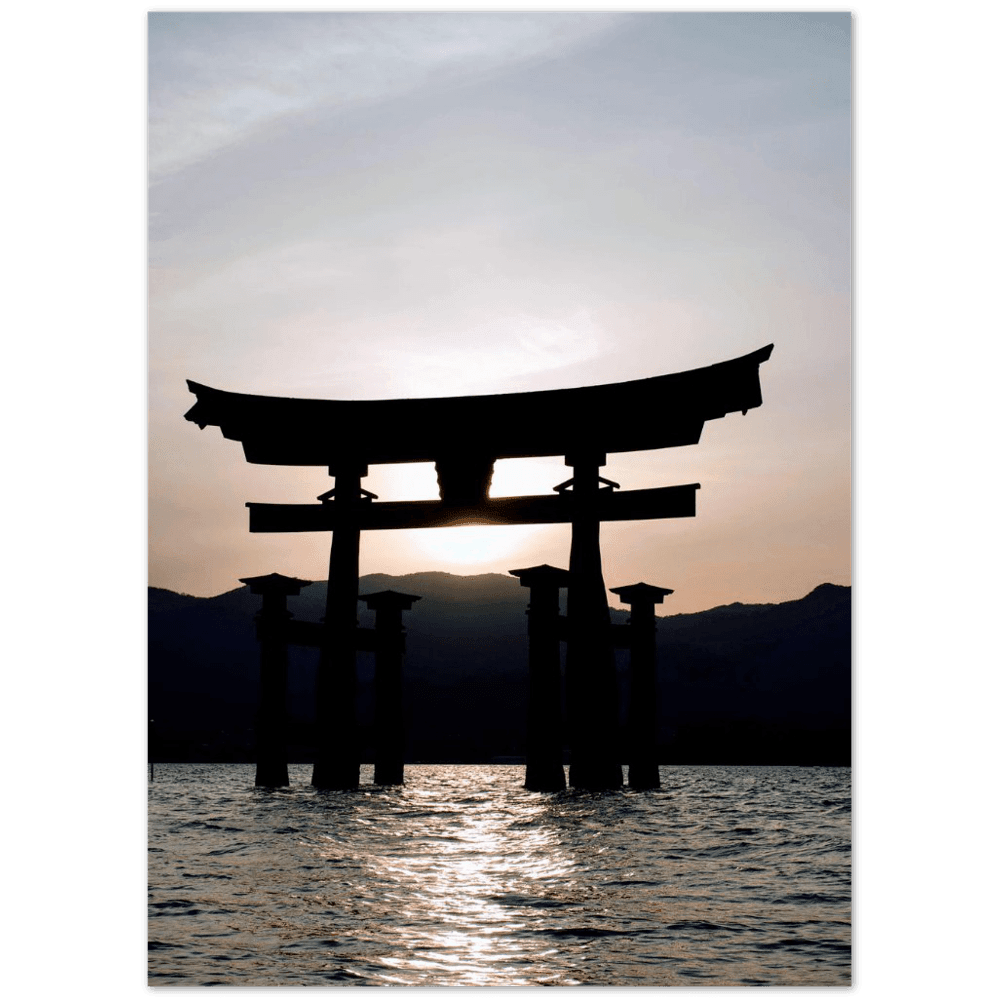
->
[[148, 764, 851, 986]]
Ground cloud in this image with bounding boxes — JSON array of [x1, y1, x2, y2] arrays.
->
[[149, 12, 622, 180]]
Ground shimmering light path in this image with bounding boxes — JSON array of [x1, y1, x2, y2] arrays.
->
[[148, 764, 851, 985]]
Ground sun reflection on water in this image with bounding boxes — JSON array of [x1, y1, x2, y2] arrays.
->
[[347, 779, 580, 985]]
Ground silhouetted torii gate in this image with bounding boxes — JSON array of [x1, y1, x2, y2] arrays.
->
[[185, 343, 773, 791]]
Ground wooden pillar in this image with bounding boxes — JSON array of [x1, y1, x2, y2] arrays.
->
[[312, 464, 367, 790], [610, 582, 673, 790], [240, 572, 311, 787], [509, 565, 570, 792], [362, 590, 421, 785], [563, 452, 623, 790]]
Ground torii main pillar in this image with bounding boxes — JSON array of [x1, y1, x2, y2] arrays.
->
[[565, 452, 623, 791], [312, 463, 368, 790]]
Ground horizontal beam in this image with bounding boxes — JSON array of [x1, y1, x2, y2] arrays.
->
[[247, 484, 700, 533]]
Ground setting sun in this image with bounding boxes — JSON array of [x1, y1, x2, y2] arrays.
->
[[411, 524, 545, 566]]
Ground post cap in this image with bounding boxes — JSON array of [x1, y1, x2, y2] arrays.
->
[[359, 590, 422, 611], [609, 582, 674, 605], [508, 564, 573, 588], [239, 572, 313, 596]]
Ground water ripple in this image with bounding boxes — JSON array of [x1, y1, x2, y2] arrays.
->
[[149, 763, 851, 986]]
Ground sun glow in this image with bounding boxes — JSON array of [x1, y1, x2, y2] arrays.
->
[[411, 524, 543, 566]]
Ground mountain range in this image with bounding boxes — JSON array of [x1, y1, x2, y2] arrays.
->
[[148, 572, 850, 765]]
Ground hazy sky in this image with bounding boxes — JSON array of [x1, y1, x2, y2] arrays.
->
[[149, 11, 851, 612]]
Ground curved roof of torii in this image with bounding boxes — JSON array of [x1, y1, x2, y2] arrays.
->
[[184, 343, 773, 468]]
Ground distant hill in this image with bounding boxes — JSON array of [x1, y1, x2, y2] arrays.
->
[[148, 574, 850, 765]]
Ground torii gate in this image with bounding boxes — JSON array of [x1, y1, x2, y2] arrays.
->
[[185, 343, 773, 791]]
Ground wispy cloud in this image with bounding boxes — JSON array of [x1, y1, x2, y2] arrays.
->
[[149, 12, 622, 180]]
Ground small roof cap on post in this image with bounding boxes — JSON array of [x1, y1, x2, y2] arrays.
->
[[359, 590, 422, 611], [239, 572, 312, 596], [610, 582, 674, 605], [508, 564, 572, 588]]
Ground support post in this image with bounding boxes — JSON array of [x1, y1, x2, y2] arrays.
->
[[240, 572, 311, 787], [362, 590, 421, 785], [313, 464, 367, 790], [610, 582, 673, 790], [509, 565, 570, 792], [563, 452, 623, 790]]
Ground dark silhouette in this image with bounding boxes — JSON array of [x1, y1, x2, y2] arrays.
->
[[610, 583, 674, 789], [239, 572, 311, 787], [510, 565, 571, 791], [363, 590, 421, 785], [182, 346, 774, 789], [184, 345, 773, 467], [512, 568, 678, 792], [240, 572, 422, 788], [563, 452, 623, 789], [311, 463, 366, 790]]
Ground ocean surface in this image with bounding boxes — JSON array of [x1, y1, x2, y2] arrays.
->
[[148, 764, 851, 986]]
